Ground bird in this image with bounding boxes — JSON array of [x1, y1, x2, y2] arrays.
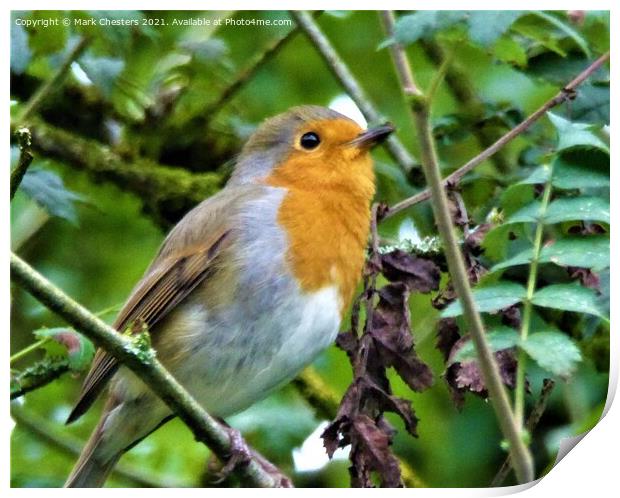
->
[[64, 105, 394, 487]]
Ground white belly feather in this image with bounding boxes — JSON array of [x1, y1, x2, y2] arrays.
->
[[171, 285, 342, 417]]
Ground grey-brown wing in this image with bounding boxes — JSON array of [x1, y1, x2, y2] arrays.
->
[[66, 229, 231, 424]]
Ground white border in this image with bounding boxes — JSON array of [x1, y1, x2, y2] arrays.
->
[[3, 3, 616, 496]]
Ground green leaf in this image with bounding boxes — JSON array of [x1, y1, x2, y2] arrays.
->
[[86, 11, 145, 52], [325, 11, 353, 19], [512, 14, 568, 56], [499, 166, 550, 220], [467, 11, 523, 47], [532, 283, 608, 319], [481, 224, 517, 262], [501, 185, 534, 219], [393, 11, 523, 48], [506, 197, 609, 226], [20, 168, 84, 224], [393, 11, 466, 45], [519, 166, 551, 185], [10, 20, 31, 74], [531, 11, 591, 58], [180, 39, 228, 64], [491, 236, 609, 273], [27, 12, 68, 56], [451, 327, 520, 364], [493, 36, 527, 67], [441, 282, 526, 317], [33, 327, 95, 371], [79, 56, 125, 99], [521, 331, 582, 378], [545, 197, 609, 225], [541, 237, 610, 270], [505, 201, 543, 224], [552, 151, 609, 190], [490, 250, 533, 272], [548, 112, 609, 154], [570, 83, 610, 123]]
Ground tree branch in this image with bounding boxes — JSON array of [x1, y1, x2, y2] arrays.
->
[[25, 117, 223, 229], [290, 11, 418, 175], [15, 36, 90, 125], [204, 15, 311, 118], [379, 12, 423, 98], [381, 51, 610, 221], [11, 359, 70, 400], [380, 11, 534, 484], [10, 127, 34, 200], [10, 404, 183, 487], [491, 379, 556, 486], [10, 252, 286, 488]]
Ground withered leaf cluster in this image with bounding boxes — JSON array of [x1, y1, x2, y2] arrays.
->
[[322, 249, 439, 487]]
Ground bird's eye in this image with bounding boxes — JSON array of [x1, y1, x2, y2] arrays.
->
[[300, 132, 320, 150]]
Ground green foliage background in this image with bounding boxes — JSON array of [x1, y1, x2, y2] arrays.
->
[[10, 10, 609, 487]]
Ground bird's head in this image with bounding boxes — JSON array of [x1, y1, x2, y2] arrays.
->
[[230, 105, 393, 199]]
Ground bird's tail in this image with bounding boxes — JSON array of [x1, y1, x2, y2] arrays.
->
[[64, 404, 120, 488], [64, 452, 119, 488]]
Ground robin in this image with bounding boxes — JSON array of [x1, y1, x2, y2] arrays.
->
[[64, 105, 394, 487]]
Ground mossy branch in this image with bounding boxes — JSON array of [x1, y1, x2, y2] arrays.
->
[[10, 127, 34, 200], [26, 117, 223, 228], [381, 10, 534, 484], [10, 252, 286, 488], [11, 358, 70, 400]]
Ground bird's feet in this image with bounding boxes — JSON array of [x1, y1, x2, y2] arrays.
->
[[211, 425, 293, 487], [215, 426, 252, 482]]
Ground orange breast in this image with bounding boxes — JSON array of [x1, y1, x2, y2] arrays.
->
[[265, 151, 375, 315]]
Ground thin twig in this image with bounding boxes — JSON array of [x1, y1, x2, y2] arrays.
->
[[204, 14, 316, 118], [382, 51, 610, 221], [515, 174, 554, 427], [491, 379, 556, 487], [291, 10, 417, 175], [381, 11, 534, 483], [10, 128, 34, 200], [10, 405, 183, 487], [15, 36, 90, 124], [425, 48, 456, 105], [379, 12, 423, 97], [9, 253, 286, 488], [10, 337, 51, 365]]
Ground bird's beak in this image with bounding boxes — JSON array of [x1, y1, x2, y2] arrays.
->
[[348, 123, 395, 149]]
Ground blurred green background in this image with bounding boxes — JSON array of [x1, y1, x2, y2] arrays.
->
[[10, 10, 609, 487]]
